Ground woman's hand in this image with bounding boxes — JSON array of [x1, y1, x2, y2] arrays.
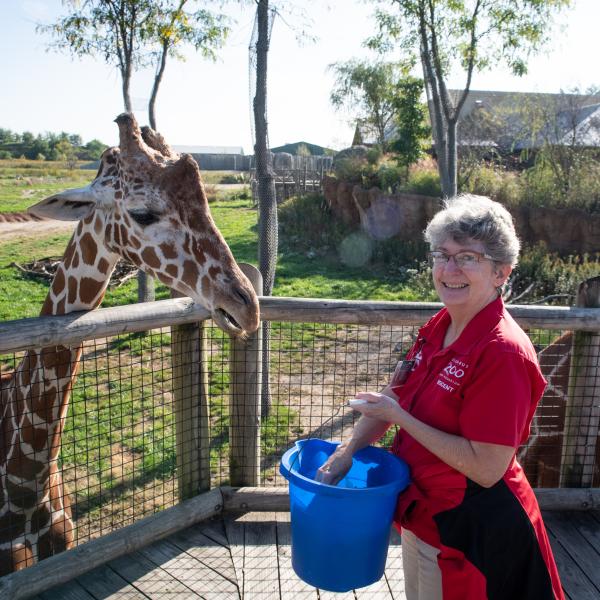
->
[[315, 446, 354, 485], [350, 391, 401, 422]]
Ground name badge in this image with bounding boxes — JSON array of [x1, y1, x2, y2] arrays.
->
[[391, 360, 414, 386]]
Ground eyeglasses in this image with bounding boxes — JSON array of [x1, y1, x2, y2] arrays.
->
[[427, 250, 495, 269]]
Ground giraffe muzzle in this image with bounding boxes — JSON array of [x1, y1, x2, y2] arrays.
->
[[212, 307, 244, 337]]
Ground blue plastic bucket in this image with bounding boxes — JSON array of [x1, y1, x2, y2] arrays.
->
[[279, 438, 410, 592]]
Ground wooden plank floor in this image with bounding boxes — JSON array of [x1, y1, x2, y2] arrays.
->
[[37, 511, 600, 599]]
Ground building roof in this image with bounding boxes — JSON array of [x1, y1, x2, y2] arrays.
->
[[270, 141, 336, 156], [172, 145, 244, 155], [448, 89, 600, 150]]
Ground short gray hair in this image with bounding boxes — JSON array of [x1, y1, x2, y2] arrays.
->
[[424, 194, 520, 267]]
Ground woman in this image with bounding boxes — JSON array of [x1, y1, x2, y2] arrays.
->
[[317, 195, 564, 600]]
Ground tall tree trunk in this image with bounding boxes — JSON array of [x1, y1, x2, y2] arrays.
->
[[419, 41, 451, 197], [253, 0, 277, 419], [122, 65, 133, 113], [148, 40, 169, 131], [122, 62, 155, 302], [446, 118, 458, 197]]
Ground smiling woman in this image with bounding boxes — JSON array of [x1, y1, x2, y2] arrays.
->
[[317, 194, 565, 600]]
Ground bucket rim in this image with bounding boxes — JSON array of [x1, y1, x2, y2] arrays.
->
[[279, 438, 410, 497]]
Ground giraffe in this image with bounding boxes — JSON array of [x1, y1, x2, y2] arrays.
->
[[0, 113, 260, 575], [518, 332, 572, 487]]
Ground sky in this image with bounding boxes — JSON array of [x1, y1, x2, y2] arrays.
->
[[0, 0, 599, 154]]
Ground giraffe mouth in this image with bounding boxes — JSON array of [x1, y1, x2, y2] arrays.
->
[[213, 308, 243, 336]]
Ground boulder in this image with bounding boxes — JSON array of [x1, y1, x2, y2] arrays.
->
[[352, 187, 440, 241], [514, 205, 600, 255], [323, 176, 600, 254], [322, 176, 360, 226]]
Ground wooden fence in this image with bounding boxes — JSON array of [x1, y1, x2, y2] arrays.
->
[[1, 269, 599, 496], [1, 270, 600, 598], [250, 155, 333, 203]]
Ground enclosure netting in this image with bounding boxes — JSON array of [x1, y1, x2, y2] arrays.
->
[[0, 321, 597, 559]]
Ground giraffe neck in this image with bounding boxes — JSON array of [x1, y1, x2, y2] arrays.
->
[[2, 212, 119, 492]]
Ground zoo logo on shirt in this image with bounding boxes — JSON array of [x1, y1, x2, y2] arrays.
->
[[436, 357, 469, 393]]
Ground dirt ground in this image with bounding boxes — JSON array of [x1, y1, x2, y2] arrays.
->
[[0, 181, 245, 240], [0, 213, 76, 240]]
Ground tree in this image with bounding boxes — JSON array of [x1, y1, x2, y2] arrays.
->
[[83, 139, 108, 160], [251, 0, 278, 418], [390, 76, 430, 179], [40, 0, 156, 112], [55, 138, 79, 169], [330, 60, 404, 149], [146, 0, 229, 129], [41, 0, 157, 301], [28, 136, 51, 161], [369, 0, 571, 197]]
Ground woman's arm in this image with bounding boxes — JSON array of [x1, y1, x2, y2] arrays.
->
[[315, 386, 397, 485], [353, 391, 515, 488]]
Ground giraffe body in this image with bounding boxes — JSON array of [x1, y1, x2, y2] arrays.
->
[[0, 114, 259, 574]]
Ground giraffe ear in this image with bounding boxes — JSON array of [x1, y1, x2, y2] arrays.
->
[[28, 186, 96, 221], [141, 126, 178, 159]]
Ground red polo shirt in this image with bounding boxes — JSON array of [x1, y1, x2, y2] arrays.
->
[[390, 297, 564, 600]]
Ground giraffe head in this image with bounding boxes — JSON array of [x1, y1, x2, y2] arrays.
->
[[28, 113, 259, 336]]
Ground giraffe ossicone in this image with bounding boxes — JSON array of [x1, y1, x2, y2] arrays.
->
[[0, 113, 259, 575]]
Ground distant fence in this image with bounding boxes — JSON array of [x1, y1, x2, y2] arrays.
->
[[250, 153, 334, 202], [0, 279, 599, 574], [185, 152, 335, 202]]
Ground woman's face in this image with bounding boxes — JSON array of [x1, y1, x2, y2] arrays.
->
[[431, 238, 512, 313]]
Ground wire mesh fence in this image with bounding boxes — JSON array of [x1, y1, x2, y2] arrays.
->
[[0, 308, 598, 573]]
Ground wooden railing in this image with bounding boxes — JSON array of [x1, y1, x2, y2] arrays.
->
[[1, 268, 599, 496], [1, 271, 599, 600]]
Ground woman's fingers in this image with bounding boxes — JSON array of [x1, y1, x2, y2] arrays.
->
[[351, 392, 398, 420], [315, 451, 352, 485]]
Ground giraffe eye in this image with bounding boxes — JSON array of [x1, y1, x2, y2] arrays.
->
[[128, 210, 161, 227]]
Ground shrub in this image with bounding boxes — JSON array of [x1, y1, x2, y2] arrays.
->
[[279, 194, 350, 253], [204, 184, 218, 203], [377, 162, 405, 193], [456, 158, 600, 213], [0, 150, 12, 159], [366, 146, 383, 165], [509, 244, 600, 305], [220, 173, 249, 184], [404, 261, 437, 300], [372, 237, 430, 271], [231, 187, 251, 201], [279, 193, 431, 278], [332, 156, 377, 185], [402, 168, 441, 197], [462, 165, 521, 207]]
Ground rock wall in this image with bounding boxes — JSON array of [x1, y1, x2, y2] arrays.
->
[[322, 176, 600, 254], [513, 205, 600, 255]]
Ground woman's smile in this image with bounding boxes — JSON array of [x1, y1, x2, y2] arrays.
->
[[442, 282, 468, 289]]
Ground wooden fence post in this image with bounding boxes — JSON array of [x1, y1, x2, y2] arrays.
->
[[561, 276, 600, 487], [229, 264, 263, 487], [172, 295, 211, 500]]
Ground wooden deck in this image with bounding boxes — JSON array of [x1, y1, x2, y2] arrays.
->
[[34, 511, 600, 600]]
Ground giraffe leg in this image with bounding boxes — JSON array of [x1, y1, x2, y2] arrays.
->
[[0, 543, 35, 575], [38, 475, 74, 559]]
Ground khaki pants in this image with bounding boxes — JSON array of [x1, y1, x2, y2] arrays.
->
[[402, 529, 443, 600]]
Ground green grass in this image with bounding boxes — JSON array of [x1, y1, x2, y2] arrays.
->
[[199, 170, 249, 185], [0, 160, 96, 213]]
